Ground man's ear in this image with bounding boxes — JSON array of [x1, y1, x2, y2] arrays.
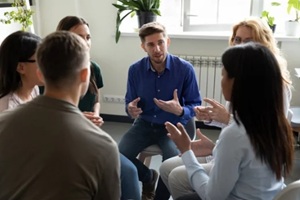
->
[[36, 68, 45, 84], [80, 67, 89, 83], [166, 37, 171, 47], [16, 63, 25, 74], [141, 42, 147, 52]]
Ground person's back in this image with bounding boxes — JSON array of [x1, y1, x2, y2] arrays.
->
[[0, 96, 119, 199], [0, 31, 120, 200], [211, 122, 284, 199]]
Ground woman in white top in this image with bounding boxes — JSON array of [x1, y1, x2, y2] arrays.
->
[[165, 42, 294, 200], [160, 17, 293, 199], [0, 31, 42, 112]]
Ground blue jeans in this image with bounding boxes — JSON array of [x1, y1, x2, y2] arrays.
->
[[120, 154, 141, 200], [119, 118, 179, 200]]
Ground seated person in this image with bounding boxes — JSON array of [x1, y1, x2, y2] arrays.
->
[[118, 22, 201, 200], [0, 31, 120, 199], [165, 42, 294, 200]]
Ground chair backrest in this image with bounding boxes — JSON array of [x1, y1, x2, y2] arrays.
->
[[273, 180, 300, 200], [185, 117, 196, 140], [290, 107, 300, 128]]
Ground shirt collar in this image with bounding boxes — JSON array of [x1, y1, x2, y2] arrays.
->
[[146, 53, 171, 72]]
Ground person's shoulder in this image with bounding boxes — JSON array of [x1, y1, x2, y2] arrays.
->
[[81, 124, 118, 151], [0, 94, 11, 112], [129, 57, 148, 70], [0, 102, 27, 122], [168, 54, 193, 67], [220, 121, 248, 142]]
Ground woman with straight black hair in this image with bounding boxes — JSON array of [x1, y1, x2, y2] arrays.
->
[[0, 31, 41, 111], [165, 42, 294, 200]]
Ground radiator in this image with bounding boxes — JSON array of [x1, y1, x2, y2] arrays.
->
[[178, 55, 226, 106]]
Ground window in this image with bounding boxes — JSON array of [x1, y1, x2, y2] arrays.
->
[[120, 0, 288, 34], [183, 0, 262, 31]]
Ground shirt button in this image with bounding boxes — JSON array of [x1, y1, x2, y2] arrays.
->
[[154, 115, 157, 118], [157, 89, 160, 92]]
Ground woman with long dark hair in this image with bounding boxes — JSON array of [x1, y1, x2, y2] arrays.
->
[[0, 31, 41, 111], [165, 42, 294, 200]]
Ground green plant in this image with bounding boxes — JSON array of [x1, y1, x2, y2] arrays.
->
[[0, 0, 34, 31], [287, 0, 300, 22], [261, 2, 281, 26], [112, 0, 161, 43]]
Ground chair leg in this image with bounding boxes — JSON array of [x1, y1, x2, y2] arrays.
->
[[138, 152, 152, 167], [144, 157, 152, 167]]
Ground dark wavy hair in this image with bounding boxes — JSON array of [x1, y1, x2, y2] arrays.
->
[[222, 42, 294, 180], [56, 16, 98, 95], [0, 31, 41, 98]]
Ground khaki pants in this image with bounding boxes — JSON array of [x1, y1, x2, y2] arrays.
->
[[159, 156, 213, 199]]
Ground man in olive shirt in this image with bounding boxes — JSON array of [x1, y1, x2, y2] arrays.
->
[[0, 31, 120, 200]]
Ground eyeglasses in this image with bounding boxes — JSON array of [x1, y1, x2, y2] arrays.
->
[[19, 59, 36, 63], [233, 36, 253, 45]]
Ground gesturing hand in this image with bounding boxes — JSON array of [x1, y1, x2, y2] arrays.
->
[[154, 89, 183, 116], [83, 112, 104, 127], [165, 121, 191, 154], [203, 98, 230, 125], [127, 97, 143, 119], [194, 106, 211, 122], [191, 129, 215, 157], [195, 98, 229, 124]]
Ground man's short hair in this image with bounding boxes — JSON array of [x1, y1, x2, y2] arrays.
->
[[36, 31, 89, 87], [138, 22, 167, 43]]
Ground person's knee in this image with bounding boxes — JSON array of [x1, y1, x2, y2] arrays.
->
[[168, 166, 188, 188], [123, 162, 138, 178], [159, 156, 180, 179]]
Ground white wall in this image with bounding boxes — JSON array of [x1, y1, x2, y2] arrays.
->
[[0, 6, 22, 43], [32, 0, 300, 116]]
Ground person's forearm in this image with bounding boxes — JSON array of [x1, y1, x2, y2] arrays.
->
[[93, 102, 100, 116]]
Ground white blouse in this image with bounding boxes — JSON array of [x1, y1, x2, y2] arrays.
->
[[0, 86, 39, 112]]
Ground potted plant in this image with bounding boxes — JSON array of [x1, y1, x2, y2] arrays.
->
[[285, 0, 300, 36], [112, 0, 161, 43], [0, 0, 33, 31], [260, 2, 280, 33]]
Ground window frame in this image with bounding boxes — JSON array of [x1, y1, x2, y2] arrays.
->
[[182, 0, 264, 32]]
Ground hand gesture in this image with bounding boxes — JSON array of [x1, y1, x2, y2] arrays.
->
[[127, 97, 143, 118], [203, 98, 230, 124], [154, 89, 183, 116], [194, 106, 211, 122], [165, 121, 191, 154], [191, 129, 215, 157], [195, 98, 230, 124], [83, 112, 104, 127]]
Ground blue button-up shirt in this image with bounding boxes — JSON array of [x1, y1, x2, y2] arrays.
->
[[125, 54, 201, 125]]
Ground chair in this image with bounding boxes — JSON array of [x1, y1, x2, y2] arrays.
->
[[273, 180, 300, 200], [138, 117, 196, 167], [290, 107, 300, 147]]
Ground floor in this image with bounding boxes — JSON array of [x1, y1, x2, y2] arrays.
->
[[101, 121, 300, 198]]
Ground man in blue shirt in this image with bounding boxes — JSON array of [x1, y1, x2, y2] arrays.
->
[[118, 22, 201, 200]]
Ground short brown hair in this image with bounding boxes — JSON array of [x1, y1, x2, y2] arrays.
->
[[37, 31, 89, 88], [139, 22, 167, 42]]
